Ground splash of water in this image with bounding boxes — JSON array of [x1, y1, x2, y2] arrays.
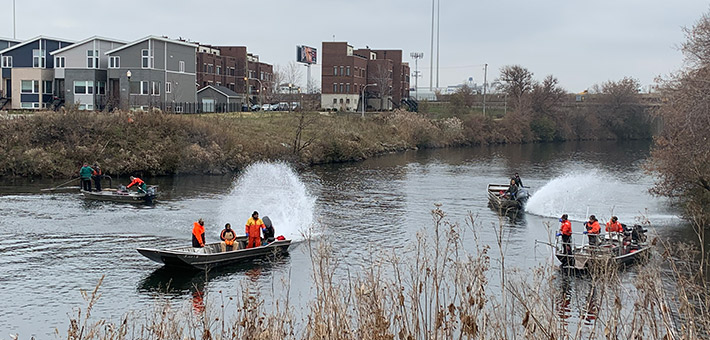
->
[[218, 162, 316, 241], [525, 170, 660, 223]]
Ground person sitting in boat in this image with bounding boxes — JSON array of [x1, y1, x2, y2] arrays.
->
[[220, 223, 237, 251], [514, 173, 524, 188], [583, 215, 601, 246], [262, 216, 275, 244], [245, 211, 264, 249], [605, 216, 624, 234], [503, 178, 518, 199], [192, 218, 206, 248], [557, 214, 573, 255], [79, 163, 94, 192], [127, 176, 147, 194]]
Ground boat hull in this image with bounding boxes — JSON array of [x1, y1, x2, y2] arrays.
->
[[137, 239, 291, 270], [81, 189, 155, 204]]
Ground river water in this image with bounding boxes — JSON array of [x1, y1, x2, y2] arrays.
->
[[0, 140, 691, 337]]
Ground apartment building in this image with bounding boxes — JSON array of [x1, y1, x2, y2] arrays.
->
[[50, 36, 126, 110], [0, 36, 74, 109], [197, 45, 273, 107], [321, 41, 410, 112], [0, 37, 20, 51], [106, 36, 197, 111]]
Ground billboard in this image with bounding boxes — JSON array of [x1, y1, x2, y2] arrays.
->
[[297, 45, 317, 65]]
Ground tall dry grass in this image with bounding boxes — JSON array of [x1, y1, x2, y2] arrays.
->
[[9, 209, 706, 339]]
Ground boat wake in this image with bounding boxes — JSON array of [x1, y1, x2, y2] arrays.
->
[[218, 162, 316, 241], [524, 170, 678, 224]]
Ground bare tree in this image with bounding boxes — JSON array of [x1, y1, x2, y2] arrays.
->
[[496, 65, 533, 111], [370, 63, 393, 110], [649, 9, 710, 227]]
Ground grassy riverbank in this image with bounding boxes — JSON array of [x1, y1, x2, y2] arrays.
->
[[0, 106, 650, 178]]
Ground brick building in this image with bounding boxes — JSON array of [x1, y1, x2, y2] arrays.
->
[[196, 45, 273, 107], [321, 41, 409, 112]]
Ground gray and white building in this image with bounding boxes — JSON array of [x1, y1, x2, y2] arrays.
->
[[105, 36, 197, 111], [50, 36, 126, 110]]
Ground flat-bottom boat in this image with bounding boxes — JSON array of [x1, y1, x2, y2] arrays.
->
[[80, 186, 157, 204], [137, 236, 291, 270], [555, 224, 651, 270], [487, 183, 529, 211]]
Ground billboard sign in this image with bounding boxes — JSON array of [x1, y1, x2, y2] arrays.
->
[[297, 45, 317, 65]]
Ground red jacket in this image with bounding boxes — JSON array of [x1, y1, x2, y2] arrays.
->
[[192, 222, 205, 247], [560, 220, 572, 236], [127, 177, 144, 188], [586, 220, 601, 234], [606, 221, 623, 233], [245, 217, 264, 238]]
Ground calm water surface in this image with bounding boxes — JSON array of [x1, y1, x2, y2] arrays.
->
[[0, 140, 689, 337]]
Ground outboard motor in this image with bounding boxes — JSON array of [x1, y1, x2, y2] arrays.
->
[[262, 216, 275, 243], [631, 224, 648, 244]]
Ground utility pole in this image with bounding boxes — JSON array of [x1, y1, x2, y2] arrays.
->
[[410, 52, 423, 100], [435, 0, 440, 89], [429, 0, 435, 91], [483, 63, 488, 117]]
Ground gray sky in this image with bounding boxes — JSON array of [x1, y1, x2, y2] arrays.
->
[[3, 0, 707, 92]]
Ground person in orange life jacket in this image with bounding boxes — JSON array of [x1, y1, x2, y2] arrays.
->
[[606, 216, 624, 233], [92, 163, 103, 192], [79, 163, 94, 191], [192, 218, 206, 248], [245, 211, 264, 249], [220, 223, 237, 251], [583, 215, 601, 246], [127, 176, 147, 193], [556, 214, 573, 255]]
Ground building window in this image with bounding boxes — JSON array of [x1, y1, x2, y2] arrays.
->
[[203, 63, 208, 72], [346, 98, 350, 104], [179, 61, 185, 73], [333, 83, 337, 93], [97, 81, 106, 95], [165, 82, 172, 94], [21, 102, 36, 109], [208, 64, 213, 73], [109, 56, 120, 68], [346, 66, 350, 76], [339, 83, 344, 93], [74, 81, 94, 94], [1, 56, 12, 68], [141, 49, 153, 69], [130, 81, 140, 94], [54, 56, 65, 68], [87, 50, 99, 68], [32, 49, 46, 68], [346, 83, 350, 93], [43, 81, 52, 94], [333, 66, 337, 76], [340, 66, 344, 76], [21, 80, 39, 93], [141, 81, 149, 95], [151, 81, 160, 95], [333, 98, 337, 104], [216, 66, 221, 75]]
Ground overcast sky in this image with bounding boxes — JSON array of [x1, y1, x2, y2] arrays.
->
[[2, 0, 707, 92]]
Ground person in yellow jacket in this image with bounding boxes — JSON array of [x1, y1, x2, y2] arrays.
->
[[245, 211, 264, 249]]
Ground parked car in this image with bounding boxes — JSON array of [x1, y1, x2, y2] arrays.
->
[[261, 104, 272, 111], [291, 102, 300, 110], [251, 104, 261, 111]]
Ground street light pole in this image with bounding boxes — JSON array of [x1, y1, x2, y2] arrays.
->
[[361, 83, 376, 118], [482, 63, 488, 117], [246, 77, 264, 110], [410, 52, 423, 100]]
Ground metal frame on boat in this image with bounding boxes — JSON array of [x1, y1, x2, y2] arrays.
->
[[553, 224, 651, 270], [137, 236, 291, 270]]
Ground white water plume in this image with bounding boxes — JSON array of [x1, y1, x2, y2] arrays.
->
[[524, 170, 673, 224], [218, 162, 316, 241]]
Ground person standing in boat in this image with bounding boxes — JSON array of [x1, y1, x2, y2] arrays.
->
[[79, 163, 94, 191], [192, 218, 206, 248], [514, 173, 524, 188], [558, 214, 572, 255], [220, 223, 237, 251], [92, 163, 103, 192], [605, 216, 624, 234], [584, 215, 601, 246], [127, 176, 147, 193], [245, 211, 264, 249]]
